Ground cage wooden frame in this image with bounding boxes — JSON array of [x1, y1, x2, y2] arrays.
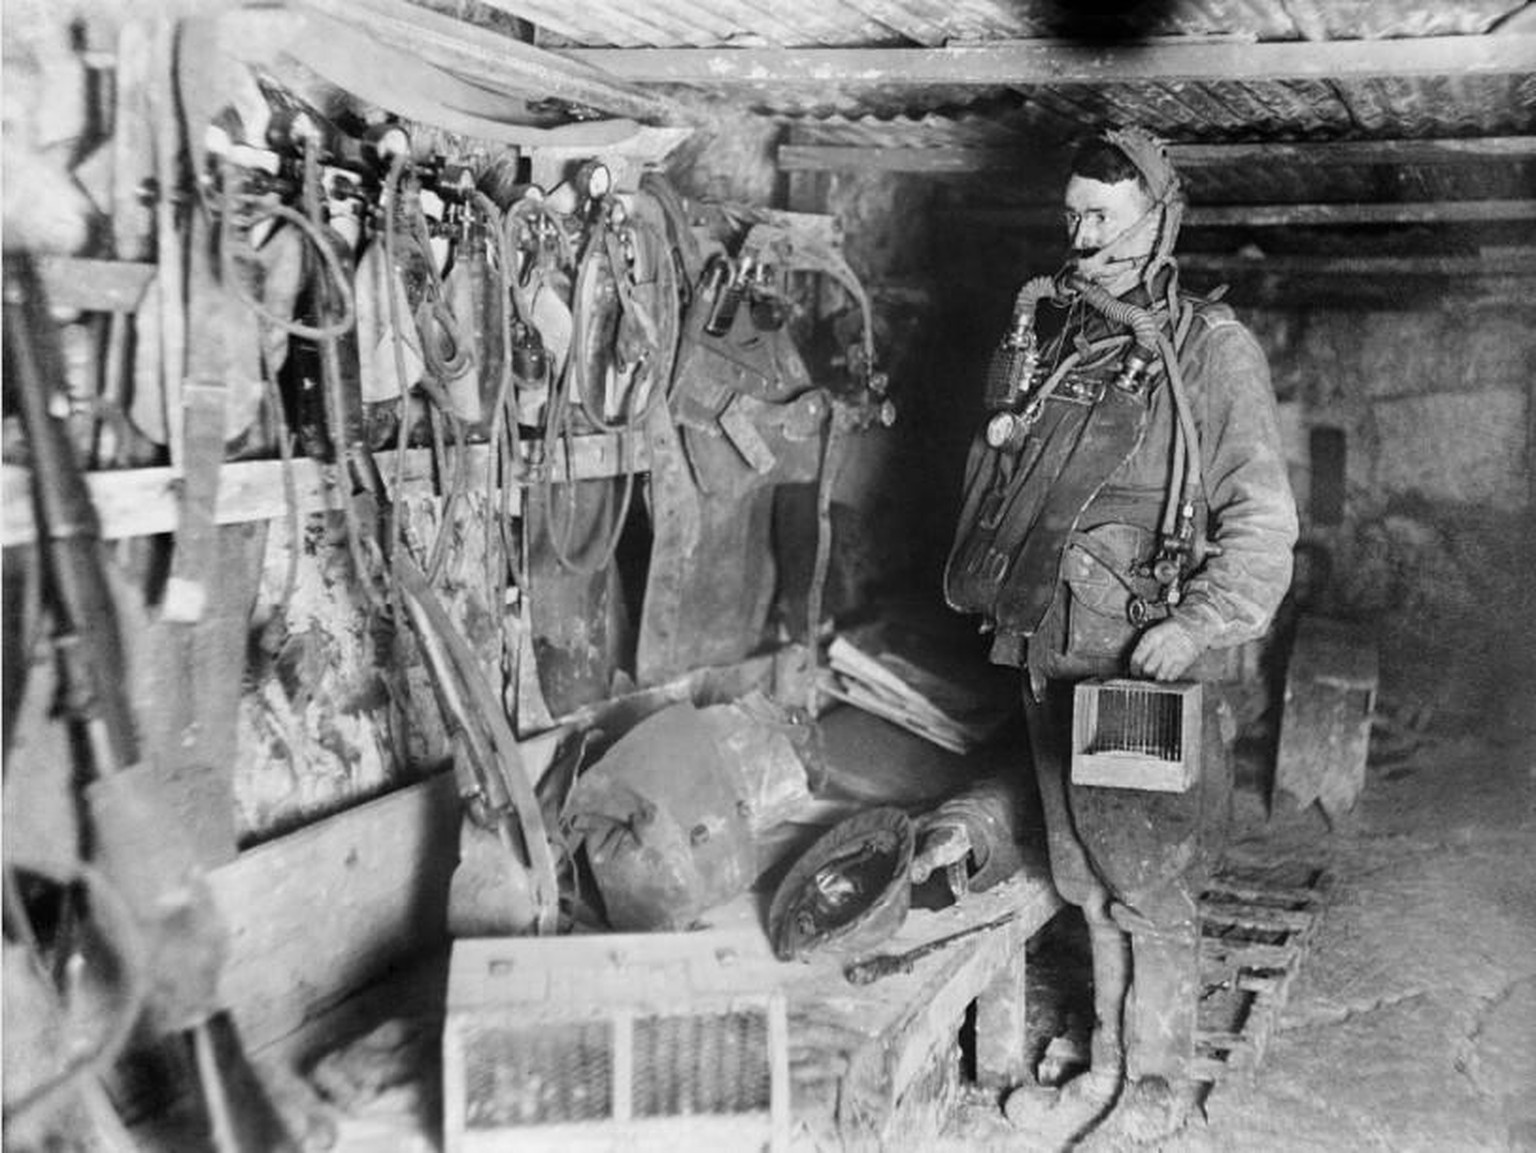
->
[[1070, 678, 1202, 793]]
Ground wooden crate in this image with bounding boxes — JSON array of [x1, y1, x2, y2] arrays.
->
[[443, 930, 790, 1153], [1274, 615, 1379, 822]]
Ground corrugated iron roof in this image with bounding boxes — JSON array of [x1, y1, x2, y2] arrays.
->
[[367, 0, 1536, 266], [515, 0, 1524, 49]]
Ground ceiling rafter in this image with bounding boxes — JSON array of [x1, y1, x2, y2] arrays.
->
[[777, 136, 1536, 173], [957, 200, 1536, 229], [291, 0, 685, 122], [562, 32, 1536, 86], [1176, 249, 1536, 275]]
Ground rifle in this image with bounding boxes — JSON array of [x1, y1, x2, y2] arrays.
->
[[3, 252, 295, 1150]]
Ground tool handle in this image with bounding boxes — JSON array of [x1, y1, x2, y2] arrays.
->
[[842, 911, 1020, 986], [843, 953, 914, 986]]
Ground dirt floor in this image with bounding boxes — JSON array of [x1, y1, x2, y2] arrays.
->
[[946, 642, 1536, 1153]]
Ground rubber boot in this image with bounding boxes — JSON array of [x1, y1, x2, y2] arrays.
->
[[1086, 895, 1130, 1088], [1081, 893, 1204, 1150], [1114, 889, 1200, 1083], [1003, 894, 1125, 1148]]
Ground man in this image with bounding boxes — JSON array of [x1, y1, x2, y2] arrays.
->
[[924, 126, 1298, 1145]]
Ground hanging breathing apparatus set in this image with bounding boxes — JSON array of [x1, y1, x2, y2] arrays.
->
[[202, 89, 581, 933]]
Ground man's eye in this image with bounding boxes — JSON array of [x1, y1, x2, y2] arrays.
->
[[1062, 210, 1106, 229]]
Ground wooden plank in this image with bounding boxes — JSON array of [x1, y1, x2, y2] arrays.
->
[[1, 432, 651, 546], [547, 649, 781, 731], [959, 200, 1536, 229], [1170, 136, 1536, 168], [1180, 272, 1535, 310], [1201, 939, 1296, 969], [293, 0, 682, 123], [226, 6, 673, 150], [1178, 250, 1536, 276], [1190, 200, 1536, 227], [690, 869, 1059, 1146], [1196, 1030, 1253, 1051], [973, 922, 1030, 1089], [207, 770, 461, 1052], [839, 879, 1060, 1136], [1201, 906, 1317, 933], [566, 33, 1536, 86], [37, 257, 156, 313], [780, 137, 1536, 173]]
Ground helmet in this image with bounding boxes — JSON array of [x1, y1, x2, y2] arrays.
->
[[767, 807, 914, 961]]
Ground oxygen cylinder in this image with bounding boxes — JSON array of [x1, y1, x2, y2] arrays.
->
[[985, 308, 1039, 412], [354, 239, 424, 403], [441, 244, 485, 424]]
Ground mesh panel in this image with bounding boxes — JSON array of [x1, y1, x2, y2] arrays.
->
[[632, 1010, 771, 1117], [1087, 685, 1183, 760], [462, 1020, 612, 1128]]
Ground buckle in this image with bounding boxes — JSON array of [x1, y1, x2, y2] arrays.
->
[[1054, 373, 1106, 406]]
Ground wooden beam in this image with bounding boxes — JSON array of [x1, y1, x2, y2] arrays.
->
[[292, 0, 685, 123], [778, 137, 1536, 174], [1, 432, 650, 547], [1168, 136, 1536, 169], [959, 200, 1536, 229], [1177, 249, 1536, 276], [1198, 273, 1532, 308], [566, 33, 1536, 87], [37, 258, 156, 313], [1189, 200, 1536, 227]]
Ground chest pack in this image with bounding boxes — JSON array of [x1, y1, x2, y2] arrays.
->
[[944, 279, 1236, 661]]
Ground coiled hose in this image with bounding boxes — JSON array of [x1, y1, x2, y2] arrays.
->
[[1063, 271, 1160, 360], [1011, 274, 1058, 326], [1067, 271, 1203, 548]]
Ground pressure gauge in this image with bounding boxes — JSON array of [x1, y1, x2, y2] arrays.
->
[[367, 123, 411, 164], [986, 411, 1022, 450]]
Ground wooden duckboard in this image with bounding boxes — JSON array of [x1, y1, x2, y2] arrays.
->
[[1193, 864, 1332, 1086]]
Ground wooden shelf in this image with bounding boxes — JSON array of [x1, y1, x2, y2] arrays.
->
[[2, 431, 651, 547]]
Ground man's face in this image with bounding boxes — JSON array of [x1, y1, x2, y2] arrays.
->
[[1062, 174, 1159, 296]]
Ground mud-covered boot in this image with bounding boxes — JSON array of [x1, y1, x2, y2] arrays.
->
[[1002, 1065, 1121, 1153], [1075, 1076, 1204, 1151], [1004, 1012, 1123, 1151]]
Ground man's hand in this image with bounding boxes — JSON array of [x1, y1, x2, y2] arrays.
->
[[910, 820, 972, 886], [1129, 620, 1202, 681]]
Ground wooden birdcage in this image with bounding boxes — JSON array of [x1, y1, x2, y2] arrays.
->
[[1070, 679, 1202, 793]]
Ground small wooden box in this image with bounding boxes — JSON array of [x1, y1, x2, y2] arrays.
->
[[1274, 615, 1379, 822], [1070, 679, 1202, 793]]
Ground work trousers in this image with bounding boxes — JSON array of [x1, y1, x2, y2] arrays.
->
[[1023, 677, 1234, 1083]]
